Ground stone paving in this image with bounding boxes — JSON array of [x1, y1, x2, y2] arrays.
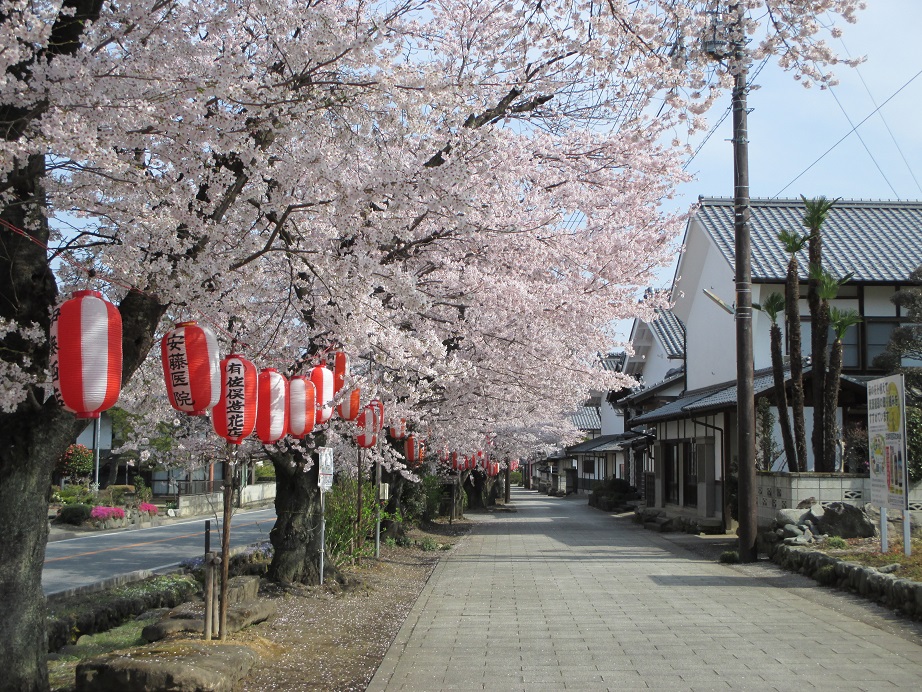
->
[[368, 487, 922, 691]]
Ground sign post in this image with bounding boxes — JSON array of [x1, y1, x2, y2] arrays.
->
[[318, 447, 334, 584], [867, 375, 909, 556]]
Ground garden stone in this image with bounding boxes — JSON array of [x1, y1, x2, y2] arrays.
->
[[783, 536, 809, 546], [879, 563, 901, 574], [816, 502, 876, 539], [775, 509, 806, 527], [76, 642, 258, 692], [781, 524, 803, 539]]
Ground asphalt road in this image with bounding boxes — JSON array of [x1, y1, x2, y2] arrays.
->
[[43, 507, 276, 595]]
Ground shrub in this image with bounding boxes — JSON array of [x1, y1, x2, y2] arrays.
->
[[57, 444, 94, 479], [98, 485, 132, 507], [54, 484, 95, 506], [815, 564, 837, 586], [825, 536, 848, 549], [718, 550, 740, 564], [509, 470, 522, 485], [133, 476, 153, 503], [607, 478, 635, 496], [418, 536, 438, 551], [59, 504, 92, 525], [138, 502, 158, 515], [255, 463, 276, 482], [90, 506, 126, 521], [324, 478, 378, 563], [421, 474, 444, 521]]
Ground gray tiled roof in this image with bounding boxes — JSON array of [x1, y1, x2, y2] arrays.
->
[[570, 406, 601, 431], [620, 369, 685, 404], [600, 352, 625, 372], [696, 198, 922, 283], [649, 309, 685, 358], [566, 432, 642, 454]]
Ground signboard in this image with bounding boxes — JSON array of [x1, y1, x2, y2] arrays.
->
[[867, 375, 908, 512], [318, 447, 334, 492]]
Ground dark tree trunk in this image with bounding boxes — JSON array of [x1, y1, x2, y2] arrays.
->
[[824, 340, 844, 472], [464, 472, 489, 509], [770, 324, 798, 472], [813, 300, 832, 471], [381, 467, 409, 540], [785, 258, 808, 471], [808, 231, 828, 472], [265, 449, 342, 585]]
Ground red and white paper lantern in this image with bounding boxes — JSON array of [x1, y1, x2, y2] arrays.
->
[[337, 387, 361, 422], [389, 418, 407, 441], [256, 368, 289, 444], [404, 434, 419, 465], [50, 290, 122, 419], [310, 365, 334, 424], [161, 321, 220, 416], [333, 351, 348, 396], [212, 355, 258, 444], [356, 405, 377, 449], [288, 375, 317, 438], [369, 398, 384, 432]]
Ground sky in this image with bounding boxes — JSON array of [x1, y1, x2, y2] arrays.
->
[[614, 0, 922, 340]]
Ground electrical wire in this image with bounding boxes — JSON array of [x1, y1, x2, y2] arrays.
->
[[772, 67, 922, 199]]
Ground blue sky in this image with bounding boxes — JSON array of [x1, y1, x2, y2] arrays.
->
[[676, 0, 922, 209]]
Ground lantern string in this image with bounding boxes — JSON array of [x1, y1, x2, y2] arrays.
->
[[0, 216, 342, 367]]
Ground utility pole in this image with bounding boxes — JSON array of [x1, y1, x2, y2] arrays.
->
[[730, 2, 757, 562]]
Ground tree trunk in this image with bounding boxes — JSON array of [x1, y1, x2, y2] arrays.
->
[[813, 301, 831, 471], [380, 468, 409, 541], [464, 472, 488, 509], [770, 324, 798, 472], [824, 341, 844, 473], [266, 451, 341, 585], [785, 258, 808, 471]]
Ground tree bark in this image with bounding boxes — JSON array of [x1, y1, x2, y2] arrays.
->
[[265, 451, 340, 585], [824, 341, 844, 473], [785, 258, 808, 472], [813, 300, 832, 471], [770, 324, 798, 472]]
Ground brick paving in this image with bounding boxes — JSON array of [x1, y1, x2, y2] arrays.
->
[[369, 487, 922, 691]]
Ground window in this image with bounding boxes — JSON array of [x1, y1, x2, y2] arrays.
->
[[800, 321, 864, 370], [866, 320, 900, 368], [682, 442, 697, 508], [662, 443, 679, 504], [582, 457, 595, 475]]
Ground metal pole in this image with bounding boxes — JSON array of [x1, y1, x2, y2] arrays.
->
[[320, 490, 326, 585], [93, 416, 101, 491], [375, 459, 381, 558], [219, 443, 233, 640], [355, 447, 362, 558], [881, 507, 889, 553], [203, 520, 212, 640], [904, 508, 911, 557], [731, 3, 757, 563]]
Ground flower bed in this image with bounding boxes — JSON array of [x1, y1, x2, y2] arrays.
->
[[138, 502, 158, 515], [90, 506, 126, 521]]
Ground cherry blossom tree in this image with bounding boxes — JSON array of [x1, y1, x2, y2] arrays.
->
[[0, 0, 864, 687]]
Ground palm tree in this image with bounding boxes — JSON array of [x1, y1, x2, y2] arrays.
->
[[824, 307, 862, 472], [801, 196, 838, 470], [812, 267, 854, 471], [778, 228, 809, 472], [760, 292, 798, 471]]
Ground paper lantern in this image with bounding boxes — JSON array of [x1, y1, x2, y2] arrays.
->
[[50, 290, 122, 419], [333, 350, 348, 396], [466, 455, 475, 471], [310, 365, 334, 424], [369, 398, 385, 432], [161, 321, 220, 416], [256, 368, 289, 444], [289, 375, 316, 438], [212, 355, 258, 444], [404, 434, 419, 465], [356, 404, 377, 449], [337, 387, 361, 421], [389, 418, 407, 441]]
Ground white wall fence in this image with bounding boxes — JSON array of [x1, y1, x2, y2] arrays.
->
[[756, 472, 922, 528], [174, 481, 276, 517]]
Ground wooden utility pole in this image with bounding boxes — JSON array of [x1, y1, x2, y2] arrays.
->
[[731, 2, 758, 563]]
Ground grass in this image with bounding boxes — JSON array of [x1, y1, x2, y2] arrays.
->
[[818, 537, 922, 582], [48, 616, 158, 691]]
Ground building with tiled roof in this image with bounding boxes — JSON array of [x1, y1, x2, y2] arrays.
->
[[617, 197, 922, 532]]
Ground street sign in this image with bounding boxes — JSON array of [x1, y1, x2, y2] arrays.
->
[[867, 375, 908, 512], [318, 447, 334, 492]]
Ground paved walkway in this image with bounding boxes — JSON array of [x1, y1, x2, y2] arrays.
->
[[369, 487, 922, 691]]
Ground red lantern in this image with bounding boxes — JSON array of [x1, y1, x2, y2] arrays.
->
[[356, 405, 377, 448], [466, 455, 475, 471], [333, 351, 348, 396], [419, 442, 426, 462], [310, 365, 334, 424], [404, 434, 419, 465], [369, 398, 384, 432], [389, 418, 407, 440], [212, 355, 257, 444], [289, 375, 316, 438], [256, 369, 289, 444], [50, 290, 122, 418], [337, 387, 361, 421], [161, 321, 220, 416]]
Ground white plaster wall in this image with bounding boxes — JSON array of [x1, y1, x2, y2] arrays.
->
[[673, 220, 736, 390], [600, 401, 625, 435], [865, 285, 899, 316]]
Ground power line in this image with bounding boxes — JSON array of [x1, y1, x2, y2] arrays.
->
[[773, 67, 922, 199]]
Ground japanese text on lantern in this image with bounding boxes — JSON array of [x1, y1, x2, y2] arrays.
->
[[225, 361, 246, 438], [165, 332, 193, 407]]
